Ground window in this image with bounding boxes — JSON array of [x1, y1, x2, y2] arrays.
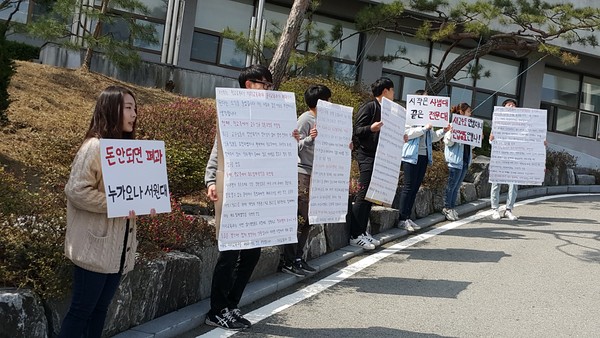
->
[[555, 108, 577, 135], [473, 91, 494, 120], [191, 0, 253, 68], [476, 55, 520, 94], [0, 0, 29, 23], [542, 68, 579, 107], [98, 1, 167, 53], [431, 43, 474, 86], [578, 112, 599, 139], [384, 35, 429, 76]]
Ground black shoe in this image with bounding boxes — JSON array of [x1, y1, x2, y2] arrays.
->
[[205, 308, 246, 330], [297, 259, 316, 273], [230, 308, 251, 328], [281, 262, 306, 277]]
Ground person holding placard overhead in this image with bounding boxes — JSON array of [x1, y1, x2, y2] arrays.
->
[[204, 64, 300, 330], [442, 103, 473, 221], [280, 84, 331, 277], [349, 77, 395, 250], [60, 86, 156, 338], [490, 98, 519, 221], [397, 90, 450, 232]]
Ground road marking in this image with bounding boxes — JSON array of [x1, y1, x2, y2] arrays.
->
[[197, 193, 599, 337]]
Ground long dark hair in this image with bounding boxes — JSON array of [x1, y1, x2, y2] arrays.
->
[[451, 102, 471, 115], [85, 86, 137, 140]]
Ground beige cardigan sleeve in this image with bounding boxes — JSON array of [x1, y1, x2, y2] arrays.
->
[[64, 138, 107, 214]]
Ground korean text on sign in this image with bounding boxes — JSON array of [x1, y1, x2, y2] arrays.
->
[[405, 94, 450, 128], [100, 139, 171, 218], [450, 114, 484, 148]]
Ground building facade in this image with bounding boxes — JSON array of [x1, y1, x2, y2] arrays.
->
[[3, 0, 600, 167]]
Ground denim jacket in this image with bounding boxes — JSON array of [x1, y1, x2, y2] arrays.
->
[[444, 131, 472, 169], [402, 126, 444, 165]]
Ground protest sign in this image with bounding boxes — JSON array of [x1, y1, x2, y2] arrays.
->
[[100, 139, 171, 218], [406, 94, 450, 127], [308, 100, 353, 224], [215, 88, 298, 251], [450, 114, 484, 148]]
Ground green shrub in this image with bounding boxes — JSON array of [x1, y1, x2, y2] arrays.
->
[[138, 98, 217, 196], [137, 195, 215, 253], [473, 121, 491, 157], [4, 40, 40, 61], [422, 150, 448, 192], [0, 214, 70, 298], [279, 76, 370, 118]]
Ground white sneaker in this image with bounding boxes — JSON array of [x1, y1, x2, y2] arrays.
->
[[505, 210, 518, 221], [451, 209, 460, 220], [442, 208, 458, 221], [362, 232, 381, 246], [491, 209, 501, 220], [398, 220, 415, 232], [407, 219, 420, 230], [350, 235, 375, 250]]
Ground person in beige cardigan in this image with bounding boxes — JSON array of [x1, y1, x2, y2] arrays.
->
[[59, 86, 154, 338]]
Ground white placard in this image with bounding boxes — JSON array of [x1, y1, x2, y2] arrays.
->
[[308, 100, 353, 224], [406, 94, 450, 127], [366, 97, 407, 205], [215, 88, 298, 251], [100, 139, 171, 218], [489, 107, 547, 185], [450, 114, 484, 148]]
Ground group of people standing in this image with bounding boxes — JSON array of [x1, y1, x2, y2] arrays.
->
[[58, 66, 522, 336]]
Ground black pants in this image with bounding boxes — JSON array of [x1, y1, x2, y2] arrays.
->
[[350, 152, 374, 238], [397, 155, 428, 220], [209, 248, 261, 313], [283, 173, 312, 264]]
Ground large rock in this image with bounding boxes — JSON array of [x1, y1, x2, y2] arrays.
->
[[0, 288, 48, 338], [432, 192, 445, 212], [414, 188, 433, 218], [306, 224, 327, 260], [369, 206, 399, 234], [250, 246, 279, 281], [470, 156, 491, 198], [324, 222, 350, 252], [460, 183, 478, 203], [566, 169, 576, 185], [576, 174, 595, 185]]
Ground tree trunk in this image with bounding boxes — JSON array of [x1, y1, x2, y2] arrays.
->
[[268, 0, 310, 89], [82, 0, 110, 71]]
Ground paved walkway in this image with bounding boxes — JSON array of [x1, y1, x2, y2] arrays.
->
[[113, 185, 600, 338]]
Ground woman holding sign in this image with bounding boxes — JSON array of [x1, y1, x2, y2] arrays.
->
[[59, 86, 154, 338], [442, 103, 473, 221]]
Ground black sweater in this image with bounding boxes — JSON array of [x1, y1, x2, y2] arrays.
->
[[353, 99, 381, 157]]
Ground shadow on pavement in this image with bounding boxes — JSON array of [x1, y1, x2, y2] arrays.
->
[[235, 325, 449, 338], [331, 276, 471, 299]]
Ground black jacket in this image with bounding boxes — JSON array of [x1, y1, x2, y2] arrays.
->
[[353, 99, 381, 157]]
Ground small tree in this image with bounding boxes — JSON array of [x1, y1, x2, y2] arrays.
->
[[0, 0, 25, 125], [28, 0, 158, 71], [356, 0, 600, 95]]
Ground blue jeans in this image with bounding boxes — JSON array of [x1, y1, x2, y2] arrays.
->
[[490, 182, 518, 210], [445, 165, 469, 209], [58, 266, 121, 338]]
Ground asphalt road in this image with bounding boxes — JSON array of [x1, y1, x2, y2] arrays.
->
[[182, 194, 600, 338]]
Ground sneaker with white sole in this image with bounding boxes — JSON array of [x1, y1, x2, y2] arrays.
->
[[398, 220, 415, 232], [281, 262, 306, 277], [406, 218, 420, 230], [505, 209, 518, 221], [491, 209, 502, 220], [451, 209, 460, 220], [230, 308, 251, 328], [362, 232, 381, 246], [297, 259, 316, 273], [442, 208, 457, 221], [350, 235, 375, 250], [205, 308, 246, 330]]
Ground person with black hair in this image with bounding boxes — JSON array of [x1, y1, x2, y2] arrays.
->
[[204, 64, 298, 330], [442, 102, 473, 221], [280, 84, 332, 277], [396, 90, 450, 231], [348, 77, 395, 250], [490, 98, 519, 220]]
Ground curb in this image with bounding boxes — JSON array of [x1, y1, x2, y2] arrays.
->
[[113, 184, 600, 338]]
